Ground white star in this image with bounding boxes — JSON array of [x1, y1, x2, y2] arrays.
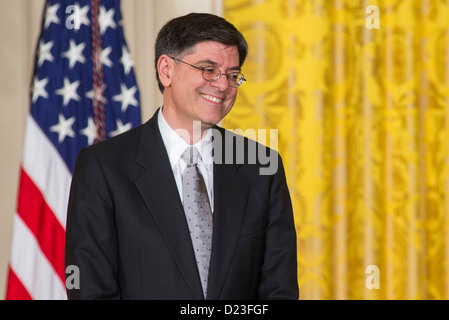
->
[[113, 84, 138, 112], [101, 46, 113, 68], [85, 84, 108, 104], [67, 3, 90, 30], [50, 114, 76, 143], [81, 118, 97, 145], [62, 39, 86, 69], [110, 119, 133, 137], [44, 3, 60, 29], [55, 77, 80, 106], [31, 76, 49, 103], [120, 46, 134, 75], [99, 6, 116, 34], [37, 40, 54, 67]]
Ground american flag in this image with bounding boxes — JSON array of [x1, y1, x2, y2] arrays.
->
[[5, 0, 141, 299]]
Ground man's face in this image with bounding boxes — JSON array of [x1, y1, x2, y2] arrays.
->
[[163, 41, 241, 131]]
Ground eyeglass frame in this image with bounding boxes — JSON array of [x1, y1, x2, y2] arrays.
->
[[168, 56, 247, 88]]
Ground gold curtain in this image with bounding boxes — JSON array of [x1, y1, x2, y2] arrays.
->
[[223, 0, 449, 299]]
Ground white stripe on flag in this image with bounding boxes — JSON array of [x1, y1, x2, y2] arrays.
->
[[22, 115, 72, 230], [9, 214, 67, 300]]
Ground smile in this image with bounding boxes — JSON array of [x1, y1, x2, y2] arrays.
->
[[200, 94, 224, 104]]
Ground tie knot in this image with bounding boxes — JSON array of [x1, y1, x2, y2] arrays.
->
[[181, 146, 200, 165]]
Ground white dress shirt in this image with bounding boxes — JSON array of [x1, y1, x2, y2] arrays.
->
[[157, 107, 214, 211]]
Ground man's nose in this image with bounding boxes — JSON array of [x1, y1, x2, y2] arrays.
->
[[210, 74, 229, 91]]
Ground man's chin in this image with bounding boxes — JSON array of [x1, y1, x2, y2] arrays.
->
[[198, 113, 224, 128], [199, 120, 219, 130]]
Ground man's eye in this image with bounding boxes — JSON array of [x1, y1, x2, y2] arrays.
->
[[203, 67, 216, 73]]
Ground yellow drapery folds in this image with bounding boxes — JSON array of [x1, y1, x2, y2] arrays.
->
[[223, 0, 449, 299]]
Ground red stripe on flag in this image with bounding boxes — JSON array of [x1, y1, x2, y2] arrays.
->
[[17, 167, 66, 283], [5, 266, 32, 300]]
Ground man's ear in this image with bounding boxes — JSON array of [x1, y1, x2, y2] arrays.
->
[[157, 55, 173, 89]]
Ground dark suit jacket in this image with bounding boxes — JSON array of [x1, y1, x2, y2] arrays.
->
[[65, 110, 298, 300]]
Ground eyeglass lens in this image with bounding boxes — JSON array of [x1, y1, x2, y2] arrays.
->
[[202, 67, 244, 87]]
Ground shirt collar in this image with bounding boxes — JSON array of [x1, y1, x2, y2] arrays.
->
[[158, 107, 213, 170]]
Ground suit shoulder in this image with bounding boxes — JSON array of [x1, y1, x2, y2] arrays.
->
[[213, 126, 282, 176], [214, 126, 280, 156], [77, 122, 145, 164]]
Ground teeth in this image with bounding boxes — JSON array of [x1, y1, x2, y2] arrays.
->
[[200, 94, 223, 103]]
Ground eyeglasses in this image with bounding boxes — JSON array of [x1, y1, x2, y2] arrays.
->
[[169, 56, 247, 88]]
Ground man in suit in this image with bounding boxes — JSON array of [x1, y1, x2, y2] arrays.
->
[[65, 13, 298, 300]]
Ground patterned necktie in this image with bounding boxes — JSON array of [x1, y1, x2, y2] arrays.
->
[[181, 146, 213, 298]]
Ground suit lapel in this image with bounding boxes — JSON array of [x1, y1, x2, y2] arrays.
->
[[206, 128, 251, 300], [133, 112, 204, 300]]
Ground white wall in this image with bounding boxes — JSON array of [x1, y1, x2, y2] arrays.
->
[[0, 0, 221, 299]]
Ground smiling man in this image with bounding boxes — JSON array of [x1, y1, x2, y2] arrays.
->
[[159, 41, 240, 143], [65, 13, 298, 300]]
